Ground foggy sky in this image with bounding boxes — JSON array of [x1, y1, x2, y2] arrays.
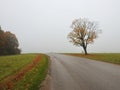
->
[[0, 0, 120, 53]]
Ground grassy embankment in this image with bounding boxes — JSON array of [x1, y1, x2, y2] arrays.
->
[[0, 54, 48, 90], [65, 53, 120, 64]]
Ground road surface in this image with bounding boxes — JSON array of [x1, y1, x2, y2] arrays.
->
[[48, 53, 120, 90]]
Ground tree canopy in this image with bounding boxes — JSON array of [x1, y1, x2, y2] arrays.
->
[[67, 18, 101, 55], [0, 27, 21, 55]]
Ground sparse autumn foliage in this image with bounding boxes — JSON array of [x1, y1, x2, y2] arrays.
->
[[0, 26, 21, 55], [67, 18, 101, 55]]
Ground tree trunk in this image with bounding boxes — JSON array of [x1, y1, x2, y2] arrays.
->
[[83, 46, 88, 55]]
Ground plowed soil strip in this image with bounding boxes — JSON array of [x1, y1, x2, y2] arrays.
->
[[0, 55, 41, 90]]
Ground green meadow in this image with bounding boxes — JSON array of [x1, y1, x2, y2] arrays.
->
[[0, 54, 48, 90], [65, 53, 120, 64], [0, 54, 36, 81]]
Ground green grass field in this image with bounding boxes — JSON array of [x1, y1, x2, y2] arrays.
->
[[13, 54, 48, 90], [0, 54, 36, 81], [65, 53, 120, 64], [0, 54, 48, 90]]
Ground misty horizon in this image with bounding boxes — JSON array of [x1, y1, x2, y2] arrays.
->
[[0, 0, 120, 53]]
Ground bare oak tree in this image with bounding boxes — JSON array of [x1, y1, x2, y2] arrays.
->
[[67, 18, 101, 55]]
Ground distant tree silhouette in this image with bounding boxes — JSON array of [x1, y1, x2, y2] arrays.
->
[[67, 18, 101, 55], [0, 26, 21, 55], [0, 27, 6, 54]]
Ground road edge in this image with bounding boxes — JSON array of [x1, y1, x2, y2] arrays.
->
[[39, 55, 51, 90]]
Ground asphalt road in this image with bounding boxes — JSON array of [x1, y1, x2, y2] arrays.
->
[[48, 53, 120, 90]]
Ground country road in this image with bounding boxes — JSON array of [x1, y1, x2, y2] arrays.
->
[[47, 53, 120, 90]]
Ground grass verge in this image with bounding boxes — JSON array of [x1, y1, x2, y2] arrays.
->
[[65, 53, 120, 64], [12, 54, 48, 90], [0, 54, 48, 90]]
